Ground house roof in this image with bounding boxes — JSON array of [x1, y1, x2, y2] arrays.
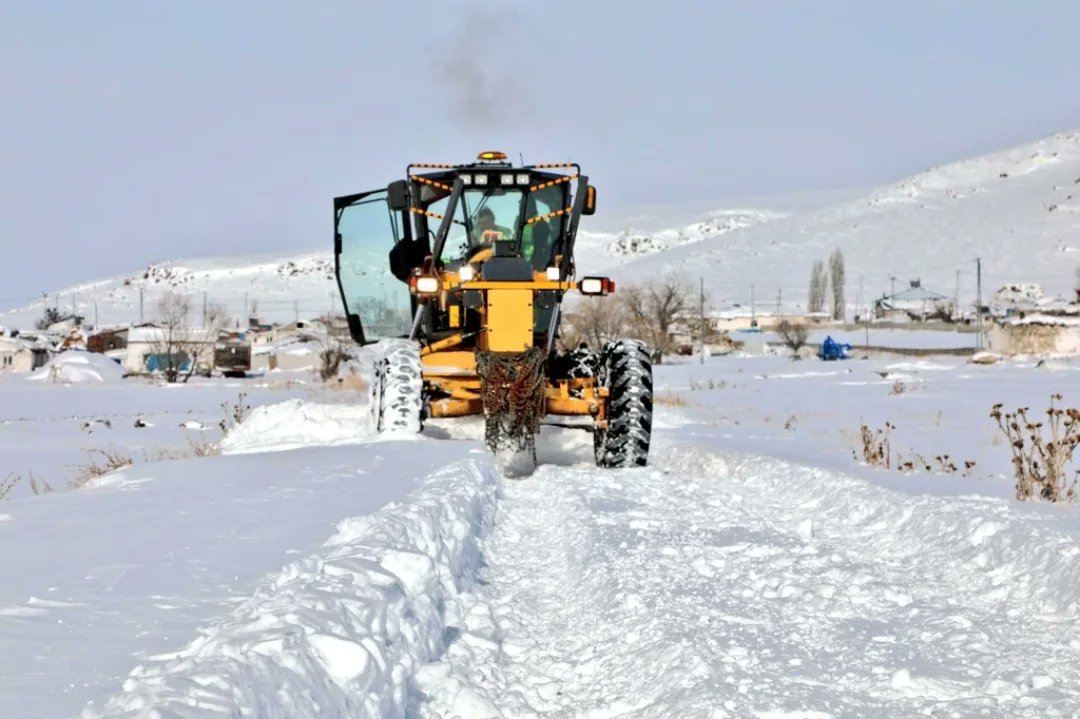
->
[[126, 327, 217, 344], [886, 286, 948, 303], [0, 337, 36, 352]]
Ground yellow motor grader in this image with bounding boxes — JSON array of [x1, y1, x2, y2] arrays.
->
[[333, 151, 652, 466]]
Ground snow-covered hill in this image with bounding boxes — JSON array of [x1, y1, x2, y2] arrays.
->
[[610, 131, 1080, 311], [4, 130, 1080, 330]]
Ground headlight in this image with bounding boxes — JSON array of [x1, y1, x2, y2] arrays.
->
[[579, 278, 604, 295], [517, 174, 530, 185], [546, 267, 560, 281], [473, 173, 488, 185], [501, 174, 515, 185], [460, 175, 472, 185], [579, 277, 613, 295], [459, 265, 476, 282], [415, 276, 440, 294]]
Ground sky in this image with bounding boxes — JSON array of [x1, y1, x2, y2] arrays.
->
[[2, 0, 1080, 309]]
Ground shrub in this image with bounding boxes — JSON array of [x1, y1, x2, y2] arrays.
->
[[991, 395, 1080, 502], [776, 320, 809, 355], [855, 422, 893, 468]]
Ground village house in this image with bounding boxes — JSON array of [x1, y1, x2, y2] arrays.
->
[[86, 324, 217, 374], [0, 334, 53, 372], [874, 280, 951, 322], [986, 307, 1080, 356]]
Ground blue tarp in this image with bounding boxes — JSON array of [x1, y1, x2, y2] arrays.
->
[[818, 336, 852, 361], [145, 352, 192, 373]]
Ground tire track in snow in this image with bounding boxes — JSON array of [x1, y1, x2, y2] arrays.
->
[[414, 445, 1080, 718]]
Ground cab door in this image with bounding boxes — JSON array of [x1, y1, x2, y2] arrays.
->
[[334, 190, 413, 345]]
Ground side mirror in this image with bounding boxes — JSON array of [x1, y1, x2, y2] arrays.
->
[[387, 180, 410, 211], [582, 185, 597, 215]]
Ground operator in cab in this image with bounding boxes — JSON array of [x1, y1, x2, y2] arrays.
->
[[471, 207, 513, 247]]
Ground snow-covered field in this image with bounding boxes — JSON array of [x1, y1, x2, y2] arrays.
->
[[4, 348, 1080, 717]]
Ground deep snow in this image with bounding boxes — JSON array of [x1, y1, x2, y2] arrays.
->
[[4, 351, 1080, 716]]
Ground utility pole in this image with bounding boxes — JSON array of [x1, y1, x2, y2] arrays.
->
[[202, 291, 208, 328], [975, 257, 983, 351], [139, 289, 144, 324], [861, 275, 868, 347], [954, 269, 960, 322], [699, 277, 705, 365], [890, 275, 896, 298], [750, 283, 756, 327], [776, 288, 782, 315]]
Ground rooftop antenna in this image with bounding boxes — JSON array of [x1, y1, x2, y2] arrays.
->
[[519, 152, 524, 166]]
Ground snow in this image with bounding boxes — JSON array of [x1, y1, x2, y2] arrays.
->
[[4, 351, 1080, 715], [220, 398, 373, 454], [26, 350, 127, 384], [83, 456, 497, 718]]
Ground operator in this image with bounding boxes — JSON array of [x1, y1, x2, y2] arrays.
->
[[471, 207, 513, 247]]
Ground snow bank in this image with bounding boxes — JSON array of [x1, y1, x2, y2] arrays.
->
[[220, 398, 372, 454], [665, 446, 1080, 641], [26, 351, 126, 384], [84, 459, 498, 718]]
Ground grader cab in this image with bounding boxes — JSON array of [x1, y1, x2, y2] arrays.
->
[[333, 151, 652, 467]]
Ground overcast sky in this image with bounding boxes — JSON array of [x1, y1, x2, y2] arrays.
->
[[2, 0, 1079, 308]]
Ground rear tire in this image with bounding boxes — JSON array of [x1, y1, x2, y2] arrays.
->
[[594, 339, 653, 468], [369, 339, 423, 434]]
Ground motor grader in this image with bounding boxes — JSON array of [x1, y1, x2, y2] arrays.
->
[[333, 151, 652, 467]]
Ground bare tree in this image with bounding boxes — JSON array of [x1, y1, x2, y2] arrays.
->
[[620, 275, 692, 364], [152, 293, 229, 383], [561, 296, 629, 352], [152, 293, 193, 383], [829, 248, 846, 321], [776, 320, 809, 356], [808, 260, 827, 314], [318, 337, 351, 381]]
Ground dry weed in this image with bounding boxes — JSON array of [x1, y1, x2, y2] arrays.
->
[[991, 395, 1080, 502], [218, 392, 250, 432], [1, 474, 21, 500], [332, 366, 369, 392], [855, 422, 893, 469], [71, 448, 133, 489], [188, 436, 222, 457], [654, 392, 687, 407]]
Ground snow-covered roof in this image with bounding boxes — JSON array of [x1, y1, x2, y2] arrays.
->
[[882, 286, 948, 304], [126, 327, 217, 344], [1000, 313, 1080, 328], [0, 337, 34, 352]]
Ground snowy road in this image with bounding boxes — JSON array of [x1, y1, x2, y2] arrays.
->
[[415, 443, 1080, 718], [5, 401, 1080, 716]]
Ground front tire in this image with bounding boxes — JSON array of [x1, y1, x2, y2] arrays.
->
[[369, 339, 423, 434], [594, 339, 653, 467]]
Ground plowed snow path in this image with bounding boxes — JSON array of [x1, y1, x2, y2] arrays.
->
[[415, 447, 1080, 717]]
